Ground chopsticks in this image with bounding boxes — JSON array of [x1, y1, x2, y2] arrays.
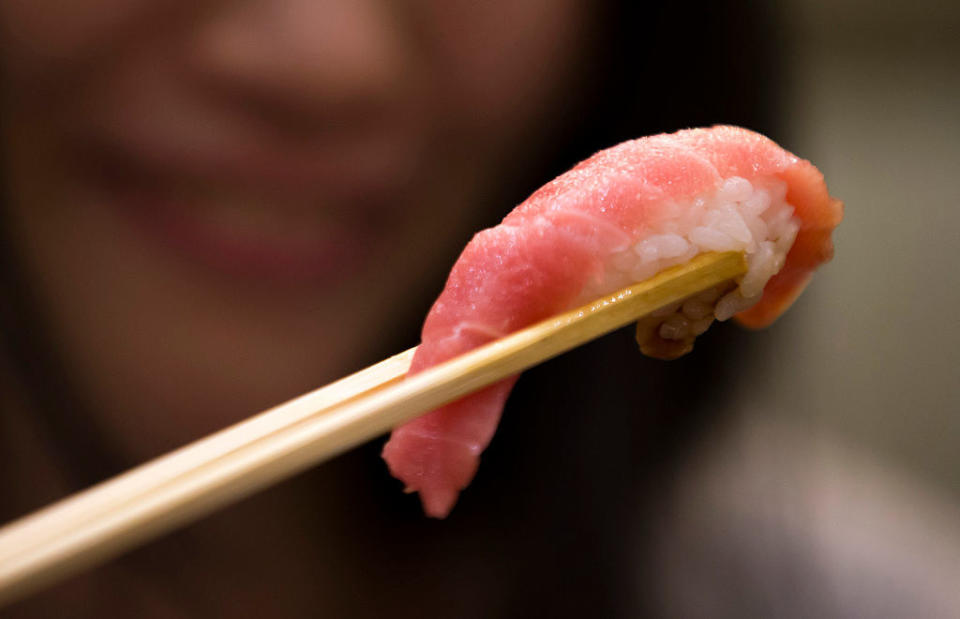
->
[[0, 250, 746, 606]]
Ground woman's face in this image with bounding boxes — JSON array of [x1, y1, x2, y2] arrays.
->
[[0, 1, 591, 458]]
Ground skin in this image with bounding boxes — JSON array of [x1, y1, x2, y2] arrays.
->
[[0, 1, 594, 615]]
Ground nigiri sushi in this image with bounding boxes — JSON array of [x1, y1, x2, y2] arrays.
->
[[382, 126, 843, 517]]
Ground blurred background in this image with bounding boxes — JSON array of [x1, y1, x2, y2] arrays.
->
[[654, 4, 960, 614], [1, 0, 958, 617], [777, 0, 959, 495]]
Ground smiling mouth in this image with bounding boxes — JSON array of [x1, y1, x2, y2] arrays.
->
[[75, 136, 408, 285]]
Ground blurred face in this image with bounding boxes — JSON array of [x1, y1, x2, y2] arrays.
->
[[0, 1, 592, 458]]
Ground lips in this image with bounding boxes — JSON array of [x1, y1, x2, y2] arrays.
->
[[74, 117, 419, 285], [123, 190, 373, 284]]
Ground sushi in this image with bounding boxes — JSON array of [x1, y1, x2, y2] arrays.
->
[[382, 126, 843, 517]]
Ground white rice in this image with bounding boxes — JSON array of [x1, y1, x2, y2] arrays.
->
[[585, 175, 800, 357]]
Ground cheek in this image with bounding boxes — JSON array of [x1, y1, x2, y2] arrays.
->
[[0, 0, 169, 81], [417, 0, 593, 138]]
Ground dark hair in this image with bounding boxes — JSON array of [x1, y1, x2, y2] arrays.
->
[[1, 188, 126, 524]]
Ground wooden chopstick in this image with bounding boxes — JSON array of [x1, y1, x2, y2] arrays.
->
[[0, 250, 746, 606], [0, 348, 416, 561]]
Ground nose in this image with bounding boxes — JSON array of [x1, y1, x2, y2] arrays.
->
[[188, 0, 413, 124]]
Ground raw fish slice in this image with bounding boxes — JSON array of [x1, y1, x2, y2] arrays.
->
[[669, 127, 842, 326], [383, 126, 843, 517]]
